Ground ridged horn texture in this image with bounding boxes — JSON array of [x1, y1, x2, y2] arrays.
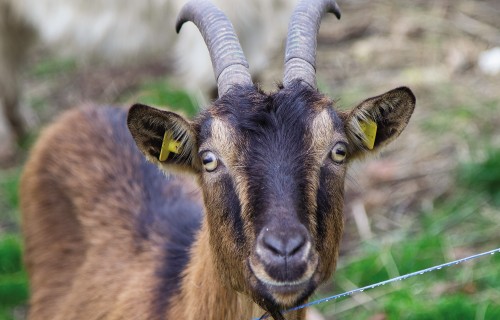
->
[[283, 0, 341, 89], [176, 0, 253, 97]]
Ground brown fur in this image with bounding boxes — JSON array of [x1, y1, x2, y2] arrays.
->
[[20, 104, 307, 319], [21, 105, 199, 319], [21, 81, 415, 319]]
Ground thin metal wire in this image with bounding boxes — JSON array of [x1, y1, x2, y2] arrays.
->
[[255, 247, 500, 319]]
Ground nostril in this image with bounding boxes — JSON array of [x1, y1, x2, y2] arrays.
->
[[286, 233, 305, 257], [262, 232, 306, 258], [263, 233, 286, 256]]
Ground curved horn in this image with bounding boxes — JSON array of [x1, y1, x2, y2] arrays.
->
[[283, 0, 341, 89], [176, 0, 253, 97]]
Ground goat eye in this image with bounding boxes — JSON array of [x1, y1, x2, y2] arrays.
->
[[330, 142, 347, 163], [201, 151, 218, 172]]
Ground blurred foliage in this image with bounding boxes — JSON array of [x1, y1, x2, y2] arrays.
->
[[30, 58, 77, 79], [130, 80, 198, 117], [459, 148, 500, 206], [0, 170, 20, 212], [385, 293, 500, 320], [314, 148, 500, 319], [0, 235, 28, 320], [317, 203, 500, 319], [0, 169, 21, 234]]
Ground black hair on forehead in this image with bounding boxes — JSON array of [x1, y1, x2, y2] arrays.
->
[[205, 82, 327, 221], [198, 80, 330, 135]]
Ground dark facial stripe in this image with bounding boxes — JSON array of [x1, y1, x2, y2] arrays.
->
[[315, 166, 345, 247], [316, 166, 332, 243], [219, 174, 246, 246]]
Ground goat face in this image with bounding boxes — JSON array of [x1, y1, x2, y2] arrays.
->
[[127, 81, 415, 311], [127, 0, 415, 315], [197, 84, 345, 308]]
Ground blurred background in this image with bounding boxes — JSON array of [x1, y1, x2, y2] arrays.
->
[[1, 0, 500, 319]]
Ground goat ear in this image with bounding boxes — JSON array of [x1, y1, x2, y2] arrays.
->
[[127, 104, 201, 174], [342, 87, 416, 159]]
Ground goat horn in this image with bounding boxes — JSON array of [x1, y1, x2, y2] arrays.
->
[[176, 0, 253, 97], [283, 0, 341, 89]]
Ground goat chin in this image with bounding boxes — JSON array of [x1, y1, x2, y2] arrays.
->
[[6, 0, 296, 93]]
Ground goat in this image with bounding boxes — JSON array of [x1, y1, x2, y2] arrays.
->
[[0, 0, 296, 161], [20, 0, 416, 319]]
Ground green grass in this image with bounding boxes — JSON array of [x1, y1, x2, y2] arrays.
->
[[30, 58, 77, 79], [126, 80, 198, 117], [0, 145, 26, 320], [0, 235, 28, 320], [459, 148, 500, 206], [321, 228, 500, 319], [0, 170, 20, 210], [0, 169, 21, 233], [314, 147, 500, 320]]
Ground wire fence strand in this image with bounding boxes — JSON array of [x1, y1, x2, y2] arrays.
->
[[255, 247, 500, 319]]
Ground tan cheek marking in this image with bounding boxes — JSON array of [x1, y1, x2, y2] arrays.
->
[[212, 119, 253, 240], [205, 118, 254, 244], [209, 118, 239, 164], [302, 110, 333, 238], [306, 109, 348, 241], [309, 109, 334, 155]]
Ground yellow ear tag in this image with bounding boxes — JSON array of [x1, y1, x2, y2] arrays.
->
[[159, 131, 181, 162], [359, 119, 377, 150]]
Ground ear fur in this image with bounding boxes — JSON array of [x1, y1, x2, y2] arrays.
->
[[127, 104, 201, 173], [342, 87, 416, 159]]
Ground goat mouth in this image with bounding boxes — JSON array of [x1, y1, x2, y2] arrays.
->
[[248, 258, 318, 305], [249, 269, 317, 309], [248, 252, 318, 284], [250, 266, 312, 289]]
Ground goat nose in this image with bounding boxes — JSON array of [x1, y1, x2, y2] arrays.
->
[[263, 232, 305, 258], [257, 226, 310, 266], [256, 227, 311, 282]]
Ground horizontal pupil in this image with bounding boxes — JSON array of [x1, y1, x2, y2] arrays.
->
[[202, 158, 213, 164], [336, 149, 346, 155]]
